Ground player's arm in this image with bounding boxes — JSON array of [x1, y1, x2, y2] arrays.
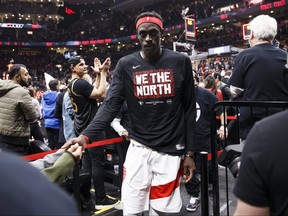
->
[[182, 57, 197, 183]]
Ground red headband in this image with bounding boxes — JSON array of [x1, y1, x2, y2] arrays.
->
[[136, 16, 163, 29]]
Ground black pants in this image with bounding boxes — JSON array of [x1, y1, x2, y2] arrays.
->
[[185, 153, 213, 197], [81, 132, 106, 202], [46, 128, 60, 150]]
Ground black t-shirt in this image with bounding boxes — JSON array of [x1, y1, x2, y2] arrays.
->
[[228, 43, 288, 103], [67, 78, 98, 136], [228, 43, 288, 138], [234, 110, 288, 215], [193, 86, 221, 152], [83, 49, 196, 156]]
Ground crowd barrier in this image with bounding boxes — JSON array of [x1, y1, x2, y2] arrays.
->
[[23, 137, 124, 161], [23, 137, 124, 209], [23, 101, 288, 215], [206, 101, 288, 216]]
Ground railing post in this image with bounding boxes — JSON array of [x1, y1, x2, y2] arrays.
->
[[211, 109, 220, 216], [201, 151, 209, 216]]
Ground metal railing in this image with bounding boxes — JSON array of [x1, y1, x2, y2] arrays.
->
[[201, 101, 288, 216]]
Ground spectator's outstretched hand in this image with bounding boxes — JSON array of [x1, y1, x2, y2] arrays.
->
[[67, 143, 84, 161]]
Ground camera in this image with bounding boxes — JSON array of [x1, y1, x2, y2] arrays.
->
[[218, 142, 244, 178]]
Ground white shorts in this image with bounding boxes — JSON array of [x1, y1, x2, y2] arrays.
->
[[121, 139, 182, 215]]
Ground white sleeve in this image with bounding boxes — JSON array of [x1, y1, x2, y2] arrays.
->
[[230, 85, 244, 98], [110, 118, 126, 137]]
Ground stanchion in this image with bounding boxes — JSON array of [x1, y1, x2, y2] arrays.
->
[[200, 151, 209, 216], [72, 164, 81, 210]]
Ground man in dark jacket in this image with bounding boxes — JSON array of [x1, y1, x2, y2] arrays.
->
[[0, 64, 37, 155]]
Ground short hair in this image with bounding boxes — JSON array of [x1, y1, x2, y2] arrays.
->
[[48, 79, 59, 91], [135, 11, 163, 30], [250, 14, 277, 42], [213, 72, 222, 81], [8, 64, 27, 79]]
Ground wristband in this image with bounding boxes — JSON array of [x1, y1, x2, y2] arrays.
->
[[83, 135, 90, 144], [185, 153, 194, 159], [221, 124, 227, 127]]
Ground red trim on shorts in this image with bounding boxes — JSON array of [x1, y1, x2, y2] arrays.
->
[[150, 168, 181, 200]]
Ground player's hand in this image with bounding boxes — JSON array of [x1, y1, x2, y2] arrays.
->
[[61, 135, 87, 151], [182, 153, 196, 183]]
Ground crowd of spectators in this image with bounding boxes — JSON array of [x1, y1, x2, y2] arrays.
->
[[1, 0, 286, 44], [0, 1, 58, 17], [0, 0, 287, 91]]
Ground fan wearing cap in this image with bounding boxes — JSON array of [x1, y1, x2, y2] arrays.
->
[[66, 56, 119, 210], [64, 11, 196, 215]]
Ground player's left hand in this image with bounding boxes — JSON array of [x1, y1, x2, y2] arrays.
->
[[182, 154, 196, 183]]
